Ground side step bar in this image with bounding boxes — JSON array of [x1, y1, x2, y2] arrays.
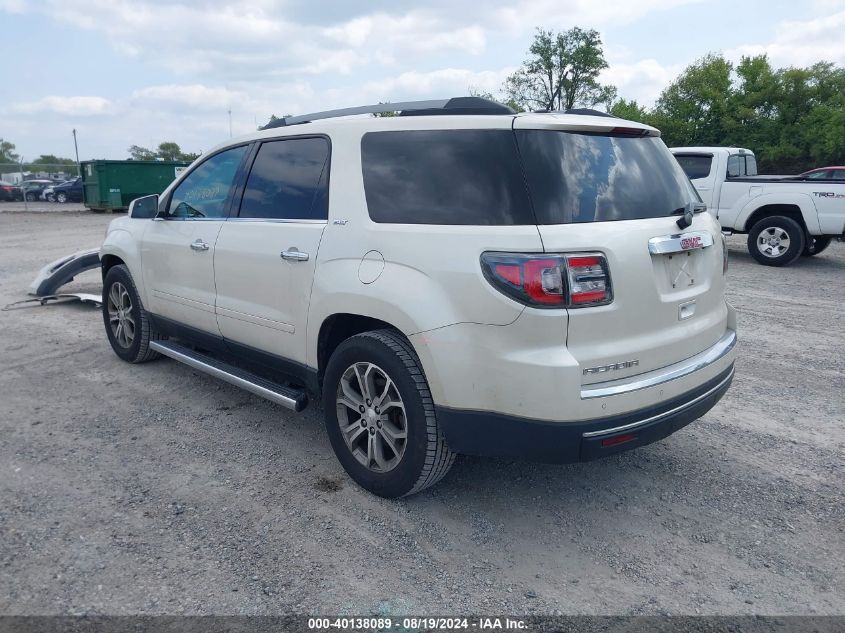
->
[[150, 341, 308, 412]]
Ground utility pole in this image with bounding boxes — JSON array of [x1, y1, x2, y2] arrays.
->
[[72, 129, 80, 176], [228, 108, 233, 138]]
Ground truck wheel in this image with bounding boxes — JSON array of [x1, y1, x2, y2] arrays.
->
[[802, 236, 832, 257], [323, 329, 455, 498], [747, 216, 805, 266], [102, 264, 162, 363]]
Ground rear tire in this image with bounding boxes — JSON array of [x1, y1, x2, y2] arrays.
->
[[747, 216, 805, 266], [25, 192, 37, 201], [102, 264, 162, 363], [46, 194, 56, 202], [802, 235, 832, 257], [322, 329, 455, 498]]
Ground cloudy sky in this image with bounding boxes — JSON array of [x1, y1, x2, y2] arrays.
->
[[1, 0, 844, 160]]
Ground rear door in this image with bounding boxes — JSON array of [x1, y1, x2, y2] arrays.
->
[[515, 127, 729, 384], [213, 136, 330, 365], [141, 144, 249, 335]]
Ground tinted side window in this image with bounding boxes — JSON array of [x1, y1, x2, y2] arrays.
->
[[239, 137, 330, 220], [674, 154, 713, 180], [727, 155, 741, 178], [168, 145, 248, 218], [517, 130, 699, 224], [361, 130, 533, 225]]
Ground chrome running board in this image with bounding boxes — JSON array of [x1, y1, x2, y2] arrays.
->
[[150, 340, 307, 412]]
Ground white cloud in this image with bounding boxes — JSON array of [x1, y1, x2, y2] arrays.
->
[[726, 11, 845, 67], [601, 59, 682, 106], [492, 0, 703, 33], [8, 96, 112, 116]]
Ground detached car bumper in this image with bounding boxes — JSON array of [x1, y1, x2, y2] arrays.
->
[[436, 364, 734, 463]]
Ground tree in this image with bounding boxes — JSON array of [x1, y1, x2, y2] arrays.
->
[[127, 142, 198, 161], [156, 142, 184, 161], [31, 154, 76, 166], [128, 144, 157, 160], [504, 27, 616, 112], [650, 54, 734, 147], [609, 98, 649, 122], [1, 139, 19, 163]]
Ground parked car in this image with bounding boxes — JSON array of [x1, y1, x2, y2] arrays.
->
[[50, 177, 83, 203], [0, 180, 20, 201], [671, 147, 845, 265], [101, 97, 737, 497], [797, 166, 845, 180], [19, 179, 56, 201]]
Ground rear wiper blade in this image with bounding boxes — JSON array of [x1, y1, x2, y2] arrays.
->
[[673, 202, 707, 229]]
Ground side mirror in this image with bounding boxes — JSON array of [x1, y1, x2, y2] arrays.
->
[[128, 194, 159, 219]]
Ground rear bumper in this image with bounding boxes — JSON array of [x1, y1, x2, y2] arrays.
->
[[436, 364, 734, 463]]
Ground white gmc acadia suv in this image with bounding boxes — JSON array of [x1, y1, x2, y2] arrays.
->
[[100, 97, 737, 498]]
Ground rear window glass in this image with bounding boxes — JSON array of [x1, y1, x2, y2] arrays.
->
[[516, 130, 699, 224], [361, 130, 533, 225], [674, 154, 713, 180]]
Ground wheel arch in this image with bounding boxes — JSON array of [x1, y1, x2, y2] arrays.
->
[[740, 196, 821, 234], [100, 253, 126, 279], [315, 313, 441, 400]]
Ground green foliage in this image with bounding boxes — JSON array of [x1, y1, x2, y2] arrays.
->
[[0, 138, 19, 163], [602, 53, 845, 173], [608, 98, 648, 122], [127, 142, 197, 162], [31, 154, 76, 166], [504, 27, 615, 111]]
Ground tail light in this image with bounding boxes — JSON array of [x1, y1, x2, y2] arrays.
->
[[481, 252, 612, 308], [721, 234, 729, 275]]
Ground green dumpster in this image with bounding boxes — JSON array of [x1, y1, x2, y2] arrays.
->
[[81, 160, 190, 212]]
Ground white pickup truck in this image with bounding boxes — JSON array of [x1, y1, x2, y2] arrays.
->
[[671, 147, 845, 266]]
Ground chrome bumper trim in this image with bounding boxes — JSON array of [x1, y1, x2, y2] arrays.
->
[[580, 329, 737, 400], [582, 366, 734, 438]]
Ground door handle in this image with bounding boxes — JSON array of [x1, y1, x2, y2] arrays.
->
[[190, 239, 210, 252], [281, 248, 309, 262]]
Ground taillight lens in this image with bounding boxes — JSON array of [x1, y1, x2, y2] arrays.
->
[[721, 234, 729, 275], [481, 252, 612, 308]]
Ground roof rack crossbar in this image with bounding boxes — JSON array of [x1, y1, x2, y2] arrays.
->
[[263, 97, 514, 129]]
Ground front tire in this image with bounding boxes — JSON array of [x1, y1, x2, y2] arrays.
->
[[46, 194, 56, 202], [25, 192, 37, 201], [56, 192, 67, 203], [802, 235, 832, 257], [322, 329, 455, 498], [102, 264, 162, 363], [747, 216, 805, 266]]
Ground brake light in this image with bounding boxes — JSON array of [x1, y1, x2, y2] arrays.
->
[[721, 234, 729, 275], [481, 252, 612, 308]]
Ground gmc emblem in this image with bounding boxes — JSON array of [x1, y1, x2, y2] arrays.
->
[[681, 236, 702, 250]]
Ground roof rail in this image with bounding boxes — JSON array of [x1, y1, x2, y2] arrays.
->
[[263, 97, 515, 129]]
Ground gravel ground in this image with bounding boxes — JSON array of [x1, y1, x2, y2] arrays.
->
[[0, 201, 88, 214], [0, 211, 843, 616]]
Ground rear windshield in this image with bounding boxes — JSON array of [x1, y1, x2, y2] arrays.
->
[[360, 129, 698, 225], [516, 131, 699, 224]]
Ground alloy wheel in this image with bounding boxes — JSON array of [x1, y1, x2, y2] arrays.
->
[[107, 282, 135, 348], [335, 362, 407, 473]]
